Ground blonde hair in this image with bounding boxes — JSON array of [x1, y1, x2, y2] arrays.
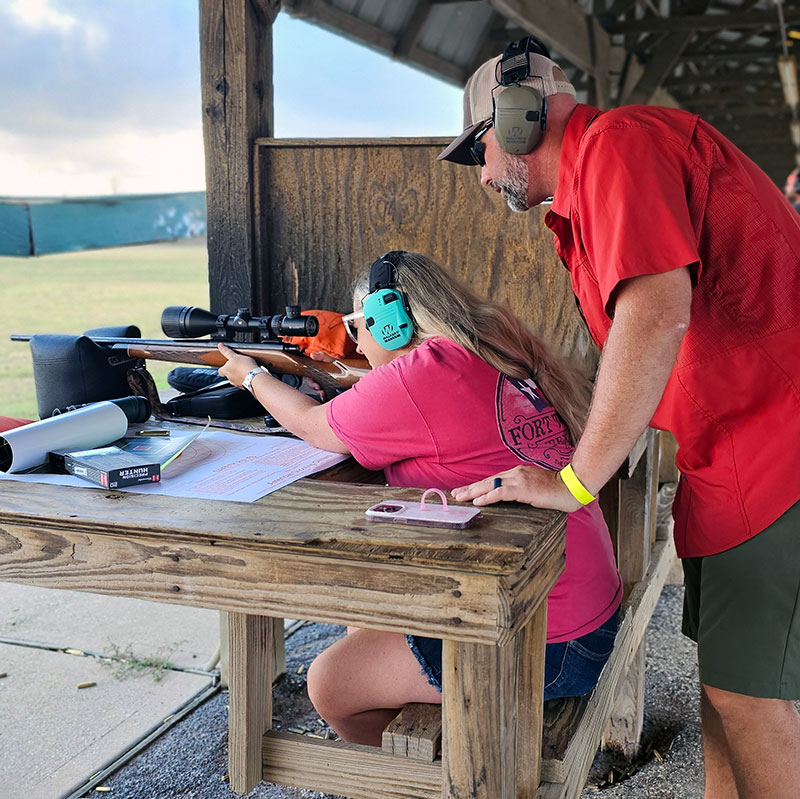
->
[[354, 252, 590, 442]]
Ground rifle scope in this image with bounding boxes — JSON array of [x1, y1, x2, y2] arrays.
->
[[161, 306, 319, 342]]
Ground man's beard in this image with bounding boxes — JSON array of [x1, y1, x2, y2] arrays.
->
[[497, 153, 530, 213]]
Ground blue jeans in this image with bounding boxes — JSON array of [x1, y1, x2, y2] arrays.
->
[[407, 609, 619, 699]]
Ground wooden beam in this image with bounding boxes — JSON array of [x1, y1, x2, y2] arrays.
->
[[252, 0, 280, 21], [589, 15, 612, 109], [262, 731, 441, 798], [394, 1, 433, 58], [678, 90, 785, 107], [623, 31, 693, 104], [283, 0, 464, 84], [623, 0, 711, 104], [680, 46, 777, 63], [489, 0, 623, 77], [664, 72, 779, 89], [199, 0, 275, 314], [467, 12, 509, 76], [609, 8, 800, 35], [284, 0, 393, 49], [703, 106, 790, 121]]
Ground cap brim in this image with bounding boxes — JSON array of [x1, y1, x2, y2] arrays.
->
[[436, 119, 485, 165]]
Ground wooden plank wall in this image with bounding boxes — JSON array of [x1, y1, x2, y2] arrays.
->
[[254, 138, 599, 379]]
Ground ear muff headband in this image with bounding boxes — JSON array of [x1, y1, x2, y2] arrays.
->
[[363, 251, 415, 351]]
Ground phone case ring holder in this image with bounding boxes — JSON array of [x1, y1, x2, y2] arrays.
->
[[419, 487, 450, 513]]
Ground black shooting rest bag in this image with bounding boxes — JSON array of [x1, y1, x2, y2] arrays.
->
[[28, 326, 142, 419]]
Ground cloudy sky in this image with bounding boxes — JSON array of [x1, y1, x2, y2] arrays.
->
[[0, 0, 463, 197]]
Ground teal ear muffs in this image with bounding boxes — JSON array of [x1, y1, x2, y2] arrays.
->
[[363, 250, 415, 350], [492, 36, 549, 155]]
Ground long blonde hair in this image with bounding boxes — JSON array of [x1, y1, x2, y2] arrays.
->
[[354, 252, 590, 443]]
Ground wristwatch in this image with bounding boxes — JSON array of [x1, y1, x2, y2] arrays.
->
[[242, 366, 269, 393]]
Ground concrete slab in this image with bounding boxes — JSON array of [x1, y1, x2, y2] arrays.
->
[[0, 584, 219, 669], [0, 642, 213, 798]]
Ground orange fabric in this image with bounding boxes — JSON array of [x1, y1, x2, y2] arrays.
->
[[282, 310, 357, 359], [0, 416, 33, 433]]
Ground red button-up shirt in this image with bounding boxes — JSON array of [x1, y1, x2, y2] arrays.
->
[[546, 104, 800, 558]]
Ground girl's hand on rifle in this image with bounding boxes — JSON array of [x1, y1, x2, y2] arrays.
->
[[217, 343, 259, 389]]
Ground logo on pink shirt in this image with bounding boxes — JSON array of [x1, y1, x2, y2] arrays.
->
[[495, 376, 573, 470]]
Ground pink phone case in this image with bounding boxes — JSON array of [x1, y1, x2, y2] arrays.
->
[[365, 498, 481, 529]]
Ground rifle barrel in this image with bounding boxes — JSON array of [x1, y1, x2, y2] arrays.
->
[[10, 334, 370, 390]]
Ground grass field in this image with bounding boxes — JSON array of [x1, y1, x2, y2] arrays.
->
[[0, 240, 209, 419]]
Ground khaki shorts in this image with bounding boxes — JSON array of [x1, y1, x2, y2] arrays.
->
[[682, 499, 800, 699]]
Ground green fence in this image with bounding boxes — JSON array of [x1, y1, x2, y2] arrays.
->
[[0, 192, 206, 256]]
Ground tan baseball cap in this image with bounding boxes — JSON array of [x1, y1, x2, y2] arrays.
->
[[437, 52, 576, 165]]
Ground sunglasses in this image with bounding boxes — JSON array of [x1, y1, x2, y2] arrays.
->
[[470, 119, 493, 167], [341, 310, 365, 344]]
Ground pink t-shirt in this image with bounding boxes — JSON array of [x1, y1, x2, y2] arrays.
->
[[327, 338, 622, 642]]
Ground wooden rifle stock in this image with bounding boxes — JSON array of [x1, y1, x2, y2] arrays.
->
[[10, 335, 371, 397]]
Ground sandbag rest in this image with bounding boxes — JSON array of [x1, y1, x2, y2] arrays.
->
[[28, 326, 142, 419]]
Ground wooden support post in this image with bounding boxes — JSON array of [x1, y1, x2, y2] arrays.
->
[[659, 431, 680, 483], [272, 616, 286, 681], [220, 613, 284, 687], [603, 429, 660, 758], [616, 429, 658, 588], [219, 610, 229, 687], [198, 0, 278, 313], [442, 604, 546, 799], [228, 612, 274, 793]]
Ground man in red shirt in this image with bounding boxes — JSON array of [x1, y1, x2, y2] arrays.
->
[[444, 37, 800, 798]]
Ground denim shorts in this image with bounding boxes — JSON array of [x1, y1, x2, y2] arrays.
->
[[406, 609, 619, 699]]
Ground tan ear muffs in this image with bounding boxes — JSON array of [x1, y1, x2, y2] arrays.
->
[[494, 85, 545, 155]]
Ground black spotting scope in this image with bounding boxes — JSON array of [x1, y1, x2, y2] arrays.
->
[[161, 306, 319, 343]]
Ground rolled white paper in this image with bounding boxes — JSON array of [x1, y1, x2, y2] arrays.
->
[[0, 401, 130, 473]]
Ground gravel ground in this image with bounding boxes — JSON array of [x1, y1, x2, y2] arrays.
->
[[95, 587, 707, 799], [582, 585, 704, 798]]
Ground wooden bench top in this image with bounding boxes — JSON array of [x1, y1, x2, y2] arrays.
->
[[0, 476, 566, 645]]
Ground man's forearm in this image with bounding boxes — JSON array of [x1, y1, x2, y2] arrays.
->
[[570, 269, 692, 496]]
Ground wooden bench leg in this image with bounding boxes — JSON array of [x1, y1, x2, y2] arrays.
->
[[228, 612, 274, 794], [442, 604, 547, 798], [220, 613, 285, 688]]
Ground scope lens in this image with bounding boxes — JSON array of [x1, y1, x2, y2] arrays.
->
[[161, 306, 219, 338]]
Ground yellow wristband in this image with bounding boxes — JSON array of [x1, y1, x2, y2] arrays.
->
[[559, 464, 596, 505]]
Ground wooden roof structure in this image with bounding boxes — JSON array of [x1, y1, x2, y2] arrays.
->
[[281, 0, 800, 185], [197, 0, 797, 320]]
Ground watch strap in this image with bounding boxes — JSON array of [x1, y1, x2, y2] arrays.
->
[[242, 366, 268, 393]]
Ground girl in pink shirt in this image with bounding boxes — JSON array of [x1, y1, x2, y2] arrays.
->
[[218, 250, 621, 746]]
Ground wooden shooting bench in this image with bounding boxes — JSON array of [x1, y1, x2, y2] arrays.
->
[[0, 466, 568, 799], [0, 430, 675, 799]]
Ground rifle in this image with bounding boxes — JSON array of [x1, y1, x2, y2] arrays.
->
[[11, 305, 371, 401]]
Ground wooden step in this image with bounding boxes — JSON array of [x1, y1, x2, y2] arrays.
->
[[382, 702, 442, 762]]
